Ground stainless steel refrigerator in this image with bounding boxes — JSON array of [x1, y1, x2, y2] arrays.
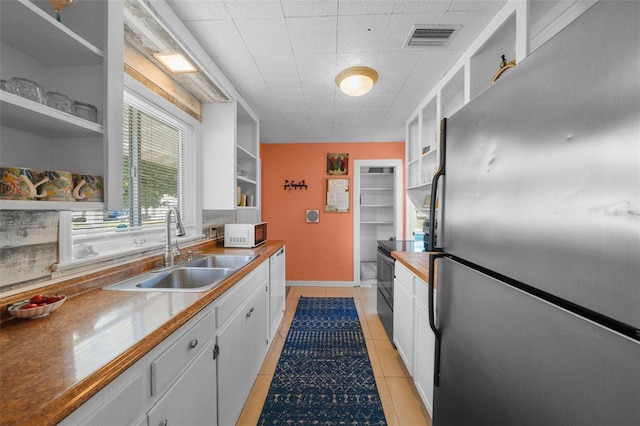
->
[[426, 2, 640, 425]]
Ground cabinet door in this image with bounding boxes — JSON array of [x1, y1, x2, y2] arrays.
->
[[393, 276, 414, 374], [216, 283, 269, 426], [201, 100, 259, 213], [414, 301, 435, 416], [269, 246, 286, 342], [147, 342, 217, 426]]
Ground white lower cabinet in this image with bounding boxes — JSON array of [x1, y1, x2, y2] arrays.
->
[[61, 252, 284, 426], [393, 272, 414, 373], [146, 342, 217, 426], [393, 261, 436, 416], [414, 301, 436, 415], [215, 261, 269, 426]]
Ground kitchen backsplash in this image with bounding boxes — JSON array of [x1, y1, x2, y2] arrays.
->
[[0, 209, 237, 293]]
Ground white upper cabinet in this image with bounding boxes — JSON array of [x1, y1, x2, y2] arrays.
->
[[202, 98, 260, 219], [0, 0, 123, 211]]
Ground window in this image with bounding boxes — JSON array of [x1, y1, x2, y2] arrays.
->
[[63, 88, 198, 265]]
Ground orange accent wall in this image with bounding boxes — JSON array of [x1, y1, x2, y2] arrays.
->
[[260, 142, 405, 282]]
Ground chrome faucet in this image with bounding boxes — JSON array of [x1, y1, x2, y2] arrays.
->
[[163, 207, 186, 267]]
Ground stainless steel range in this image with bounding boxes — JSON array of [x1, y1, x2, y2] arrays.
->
[[376, 239, 427, 342]]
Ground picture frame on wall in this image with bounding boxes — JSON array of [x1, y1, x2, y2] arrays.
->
[[327, 153, 348, 175]]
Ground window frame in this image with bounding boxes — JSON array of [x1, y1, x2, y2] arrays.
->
[[57, 76, 203, 270]]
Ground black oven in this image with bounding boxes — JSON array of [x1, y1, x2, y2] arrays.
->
[[376, 239, 427, 342], [377, 245, 395, 341]]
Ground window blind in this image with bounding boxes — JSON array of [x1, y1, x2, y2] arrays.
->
[[72, 94, 193, 237]]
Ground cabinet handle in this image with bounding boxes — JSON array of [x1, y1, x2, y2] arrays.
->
[[189, 339, 198, 349], [246, 307, 255, 317], [160, 420, 168, 426]]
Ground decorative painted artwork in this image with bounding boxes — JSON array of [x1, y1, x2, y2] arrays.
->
[[327, 153, 349, 175]]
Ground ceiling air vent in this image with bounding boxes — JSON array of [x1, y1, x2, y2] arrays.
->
[[405, 25, 461, 48]]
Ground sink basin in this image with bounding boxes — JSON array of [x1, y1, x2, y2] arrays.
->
[[186, 254, 258, 269], [103, 254, 259, 293], [103, 267, 232, 292]]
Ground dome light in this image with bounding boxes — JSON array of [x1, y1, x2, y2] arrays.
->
[[335, 66, 378, 96]]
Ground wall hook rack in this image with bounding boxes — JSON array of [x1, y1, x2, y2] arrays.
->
[[284, 179, 308, 191]]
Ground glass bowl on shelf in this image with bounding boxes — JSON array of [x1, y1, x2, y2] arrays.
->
[[73, 101, 98, 123], [7, 77, 44, 103], [45, 91, 74, 114]]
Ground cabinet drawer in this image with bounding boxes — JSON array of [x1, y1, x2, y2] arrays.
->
[[151, 311, 213, 396], [395, 262, 414, 294], [215, 261, 268, 328], [78, 373, 143, 426], [147, 343, 217, 426]]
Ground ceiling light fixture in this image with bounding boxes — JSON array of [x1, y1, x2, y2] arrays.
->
[[335, 66, 378, 97], [152, 52, 198, 74]]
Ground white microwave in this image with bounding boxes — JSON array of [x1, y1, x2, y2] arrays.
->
[[224, 222, 267, 248]]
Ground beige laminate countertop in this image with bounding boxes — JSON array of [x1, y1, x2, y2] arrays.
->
[[0, 240, 285, 426], [391, 251, 437, 288]]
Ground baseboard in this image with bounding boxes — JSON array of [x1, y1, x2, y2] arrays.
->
[[286, 281, 356, 287]]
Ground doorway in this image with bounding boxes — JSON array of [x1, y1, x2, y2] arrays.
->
[[353, 159, 403, 286]]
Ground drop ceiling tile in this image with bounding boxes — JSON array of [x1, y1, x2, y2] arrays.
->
[[392, 1, 453, 14], [235, 17, 293, 58], [166, 0, 229, 21], [336, 51, 379, 70], [286, 16, 338, 54], [310, 119, 335, 131], [370, 74, 405, 96], [282, 0, 338, 17], [223, 0, 284, 19], [339, 0, 395, 16], [361, 94, 397, 110], [235, 79, 273, 99], [183, 19, 247, 58], [266, 79, 304, 98], [295, 54, 338, 83], [337, 14, 390, 53], [304, 96, 335, 111], [449, 0, 507, 12], [375, 50, 422, 78], [274, 96, 307, 113], [287, 119, 313, 132], [210, 50, 262, 80], [351, 129, 377, 140], [333, 106, 361, 122], [252, 52, 299, 80], [357, 109, 389, 124], [307, 109, 335, 121], [300, 78, 337, 97]]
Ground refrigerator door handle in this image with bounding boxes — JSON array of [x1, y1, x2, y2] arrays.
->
[[428, 118, 446, 253], [429, 252, 444, 386]]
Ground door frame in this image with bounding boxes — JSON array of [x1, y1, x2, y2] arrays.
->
[[353, 159, 403, 286]]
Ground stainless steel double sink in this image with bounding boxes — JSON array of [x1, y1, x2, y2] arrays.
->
[[103, 254, 258, 292]]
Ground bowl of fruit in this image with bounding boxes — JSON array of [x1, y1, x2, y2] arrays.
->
[[7, 294, 66, 319]]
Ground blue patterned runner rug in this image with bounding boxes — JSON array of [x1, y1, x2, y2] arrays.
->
[[258, 297, 387, 425]]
